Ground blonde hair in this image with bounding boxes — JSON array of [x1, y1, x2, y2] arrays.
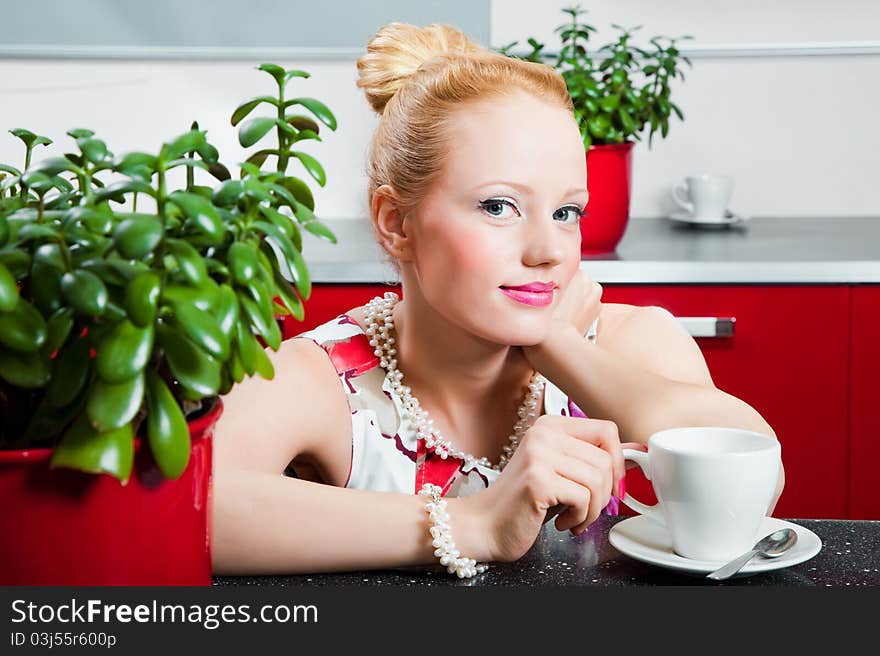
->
[[356, 22, 574, 276]]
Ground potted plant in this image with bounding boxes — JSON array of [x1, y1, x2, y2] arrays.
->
[[0, 63, 337, 585], [498, 4, 692, 254]]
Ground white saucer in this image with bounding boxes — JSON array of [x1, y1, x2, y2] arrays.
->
[[668, 210, 750, 225], [608, 515, 822, 577]]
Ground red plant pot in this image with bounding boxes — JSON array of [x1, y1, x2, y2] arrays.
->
[[0, 397, 222, 586], [580, 142, 635, 255]]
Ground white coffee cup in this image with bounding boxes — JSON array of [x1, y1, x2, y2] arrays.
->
[[621, 427, 781, 561], [671, 174, 734, 220]]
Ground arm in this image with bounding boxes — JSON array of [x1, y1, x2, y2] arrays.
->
[[211, 338, 488, 575], [523, 305, 785, 512]]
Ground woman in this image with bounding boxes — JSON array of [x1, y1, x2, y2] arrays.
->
[[211, 22, 782, 577]]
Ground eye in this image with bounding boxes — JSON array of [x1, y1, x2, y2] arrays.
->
[[554, 205, 588, 224], [478, 198, 520, 220]]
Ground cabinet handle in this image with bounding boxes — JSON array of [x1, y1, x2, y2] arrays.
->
[[675, 317, 736, 338]]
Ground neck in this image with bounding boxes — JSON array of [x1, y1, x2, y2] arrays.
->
[[384, 289, 537, 432]]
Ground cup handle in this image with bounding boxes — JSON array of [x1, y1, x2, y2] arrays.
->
[[671, 182, 694, 213], [621, 448, 664, 524]]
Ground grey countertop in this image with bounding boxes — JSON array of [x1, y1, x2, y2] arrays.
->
[[213, 515, 880, 587], [299, 216, 880, 284]]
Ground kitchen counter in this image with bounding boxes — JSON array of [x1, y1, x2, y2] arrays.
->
[[212, 515, 880, 587], [299, 216, 880, 284]]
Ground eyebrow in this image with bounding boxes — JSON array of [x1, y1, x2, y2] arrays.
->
[[468, 180, 587, 196]]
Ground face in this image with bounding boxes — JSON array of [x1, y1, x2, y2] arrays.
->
[[403, 89, 587, 346]]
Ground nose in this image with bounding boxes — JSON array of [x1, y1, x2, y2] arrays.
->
[[521, 215, 567, 267]]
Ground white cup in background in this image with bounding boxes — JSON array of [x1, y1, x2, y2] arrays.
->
[[671, 174, 734, 220], [621, 427, 781, 561]]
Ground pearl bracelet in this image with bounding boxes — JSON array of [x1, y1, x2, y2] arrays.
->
[[419, 483, 489, 578]]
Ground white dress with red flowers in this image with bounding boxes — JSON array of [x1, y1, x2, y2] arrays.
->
[[292, 311, 605, 506]]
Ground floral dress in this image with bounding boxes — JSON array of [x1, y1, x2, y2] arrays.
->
[[291, 310, 616, 513]]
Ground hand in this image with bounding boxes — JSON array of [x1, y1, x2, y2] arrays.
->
[[551, 269, 603, 337], [461, 415, 624, 563]]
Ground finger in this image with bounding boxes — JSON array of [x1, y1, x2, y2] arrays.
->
[[541, 416, 625, 490], [551, 476, 593, 533], [552, 457, 610, 532]]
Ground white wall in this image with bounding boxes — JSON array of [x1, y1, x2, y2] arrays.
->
[[2, 1, 879, 222]]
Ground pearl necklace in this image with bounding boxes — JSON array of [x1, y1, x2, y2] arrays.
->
[[364, 292, 546, 472]]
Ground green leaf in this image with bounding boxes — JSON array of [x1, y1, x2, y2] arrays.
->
[[286, 115, 320, 134], [146, 370, 191, 479], [213, 285, 239, 341], [95, 320, 154, 384], [80, 138, 109, 164], [163, 129, 207, 161], [228, 241, 259, 285], [257, 63, 286, 85], [238, 291, 280, 350], [32, 156, 78, 176], [289, 151, 326, 187], [252, 341, 275, 378], [162, 283, 217, 313], [115, 151, 158, 175], [157, 322, 221, 399], [302, 218, 336, 244], [67, 128, 94, 139], [113, 214, 163, 259], [228, 345, 246, 383], [208, 162, 232, 182], [0, 262, 18, 312], [46, 335, 92, 406], [234, 317, 258, 376], [271, 270, 305, 322], [238, 117, 277, 148], [87, 372, 145, 431], [50, 413, 134, 483], [168, 300, 230, 361], [231, 96, 279, 126], [41, 307, 75, 357], [29, 261, 63, 315], [211, 179, 244, 206], [125, 272, 161, 327], [0, 348, 50, 388], [10, 128, 53, 149], [0, 250, 30, 280], [165, 238, 208, 286], [61, 270, 108, 317], [95, 179, 157, 203], [16, 223, 61, 242], [284, 97, 337, 131], [283, 69, 310, 84], [245, 149, 275, 168], [168, 191, 225, 244], [0, 298, 47, 352]]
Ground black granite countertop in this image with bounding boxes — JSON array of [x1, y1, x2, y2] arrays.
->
[[213, 515, 880, 587]]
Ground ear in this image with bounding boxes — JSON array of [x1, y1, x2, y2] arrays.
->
[[371, 184, 414, 262]]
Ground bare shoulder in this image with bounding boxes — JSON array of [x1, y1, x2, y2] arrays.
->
[[597, 302, 715, 388], [213, 328, 354, 480]]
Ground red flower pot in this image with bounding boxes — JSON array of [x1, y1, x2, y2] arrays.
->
[[0, 397, 222, 586], [580, 142, 635, 255]]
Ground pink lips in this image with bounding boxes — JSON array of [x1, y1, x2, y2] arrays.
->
[[500, 281, 556, 307]]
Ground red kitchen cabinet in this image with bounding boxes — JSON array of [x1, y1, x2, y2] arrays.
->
[[850, 286, 880, 519], [287, 284, 854, 519], [601, 285, 850, 520]]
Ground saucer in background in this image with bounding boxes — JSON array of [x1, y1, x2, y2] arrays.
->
[[667, 210, 750, 227]]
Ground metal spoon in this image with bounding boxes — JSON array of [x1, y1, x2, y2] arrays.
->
[[706, 528, 798, 580]]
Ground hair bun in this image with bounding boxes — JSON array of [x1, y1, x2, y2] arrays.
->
[[356, 22, 484, 115]]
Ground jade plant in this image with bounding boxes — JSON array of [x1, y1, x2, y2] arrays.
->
[[497, 4, 693, 148], [0, 63, 337, 483]]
